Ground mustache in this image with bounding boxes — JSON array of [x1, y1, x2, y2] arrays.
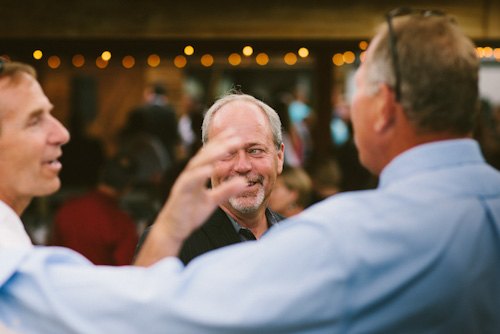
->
[[224, 175, 264, 185]]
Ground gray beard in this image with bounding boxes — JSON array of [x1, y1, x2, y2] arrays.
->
[[229, 185, 265, 213]]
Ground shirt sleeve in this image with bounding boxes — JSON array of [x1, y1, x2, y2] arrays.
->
[[0, 213, 347, 334]]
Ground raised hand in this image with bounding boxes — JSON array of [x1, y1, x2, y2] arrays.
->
[[134, 129, 247, 266]]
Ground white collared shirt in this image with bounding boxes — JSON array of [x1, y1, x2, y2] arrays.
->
[[1, 139, 499, 333], [0, 200, 32, 248]]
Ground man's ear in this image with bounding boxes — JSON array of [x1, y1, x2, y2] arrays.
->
[[374, 83, 397, 134], [277, 143, 285, 174]]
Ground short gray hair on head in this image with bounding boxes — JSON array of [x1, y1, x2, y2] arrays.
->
[[201, 92, 283, 150], [364, 14, 479, 135]]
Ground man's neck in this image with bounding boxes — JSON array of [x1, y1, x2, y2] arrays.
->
[[219, 204, 269, 239], [0, 192, 31, 217]]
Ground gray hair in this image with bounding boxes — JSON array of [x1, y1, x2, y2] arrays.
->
[[364, 14, 479, 135], [201, 93, 283, 150]]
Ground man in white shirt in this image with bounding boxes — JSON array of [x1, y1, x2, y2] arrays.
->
[[0, 61, 69, 248], [1, 9, 500, 333], [0, 200, 32, 248]]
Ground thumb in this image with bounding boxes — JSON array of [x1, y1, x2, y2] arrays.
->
[[209, 176, 247, 204]]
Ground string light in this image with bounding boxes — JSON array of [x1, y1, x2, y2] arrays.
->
[[298, 47, 309, 58], [122, 56, 135, 68], [148, 54, 161, 67], [242, 46, 253, 56], [284, 52, 297, 65], [475, 47, 500, 61], [228, 53, 241, 66], [101, 51, 111, 61], [332, 53, 344, 66], [184, 46, 194, 56], [13, 42, 500, 69], [256, 53, 269, 65], [33, 50, 43, 60], [201, 54, 214, 67], [494, 48, 500, 59], [343, 51, 355, 64], [48, 56, 61, 69], [72, 54, 85, 67], [96, 56, 108, 69], [174, 55, 187, 68]]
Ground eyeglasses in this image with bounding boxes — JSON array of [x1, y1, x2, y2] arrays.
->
[[385, 8, 451, 102]]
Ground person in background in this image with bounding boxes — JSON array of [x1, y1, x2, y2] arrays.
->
[[49, 154, 139, 265], [127, 81, 179, 164], [268, 165, 312, 217], [177, 93, 204, 159], [135, 93, 286, 265], [305, 157, 343, 204], [274, 99, 306, 167], [473, 99, 500, 170], [1, 9, 500, 333], [117, 83, 178, 218]]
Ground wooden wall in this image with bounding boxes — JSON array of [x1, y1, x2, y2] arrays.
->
[[2, 0, 500, 40], [2, 0, 499, 157]]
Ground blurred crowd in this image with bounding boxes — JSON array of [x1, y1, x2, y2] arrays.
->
[[20, 80, 500, 266]]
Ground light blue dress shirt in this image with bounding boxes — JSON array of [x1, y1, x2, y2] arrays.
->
[[1, 139, 499, 333]]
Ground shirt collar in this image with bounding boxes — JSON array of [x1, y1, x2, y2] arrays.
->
[[378, 138, 484, 189], [226, 207, 278, 235], [0, 200, 33, 248]]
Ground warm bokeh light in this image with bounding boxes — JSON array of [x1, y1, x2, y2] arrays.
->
[[298, 47, 309, 58], [201, 54, 214, 67], [359, 41, 368, 50], [483, 47, 493, 58], [148, 54, 161, 67], [494, 48, 500, 59], [242, 46, 253, 56], [33, 50, 43, 60], [174, 55, 187, 68], [0, 55, 11, 62], [256, 53, 269, 65], [48, 56, 61, 69], [343, 51, 355, 64], [101, 51, 112, 61], [228, 53, 241, 66], [476, 47, 484, 58], [284, 52, 297, 65], [96, 56, 108, 69], [332, 53, 344, 66], [360, 51, 366, 62], [122, 55, 135, 68], [184, 45, 194, 56], [72, 54, 85, 67]]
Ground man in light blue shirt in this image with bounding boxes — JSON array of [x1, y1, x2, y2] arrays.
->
[[1, 9, 500, 334]]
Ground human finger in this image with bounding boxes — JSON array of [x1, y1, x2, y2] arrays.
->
[[208, 176, 247, 204], [186, 129, 243, 170]]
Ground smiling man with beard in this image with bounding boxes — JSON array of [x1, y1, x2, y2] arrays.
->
[[136, 93, 285, 264]]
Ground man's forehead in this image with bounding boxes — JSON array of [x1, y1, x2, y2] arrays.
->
[[219, 99, 261, 112], [209, 101, 273, 141], [0, 74, 50, 118], [214, 100, 267, 123]]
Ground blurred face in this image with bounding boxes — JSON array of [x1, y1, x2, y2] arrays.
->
[[0, 73, 70, 213], [209, 100, 284, 216], [268, 175, 297, 216]]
